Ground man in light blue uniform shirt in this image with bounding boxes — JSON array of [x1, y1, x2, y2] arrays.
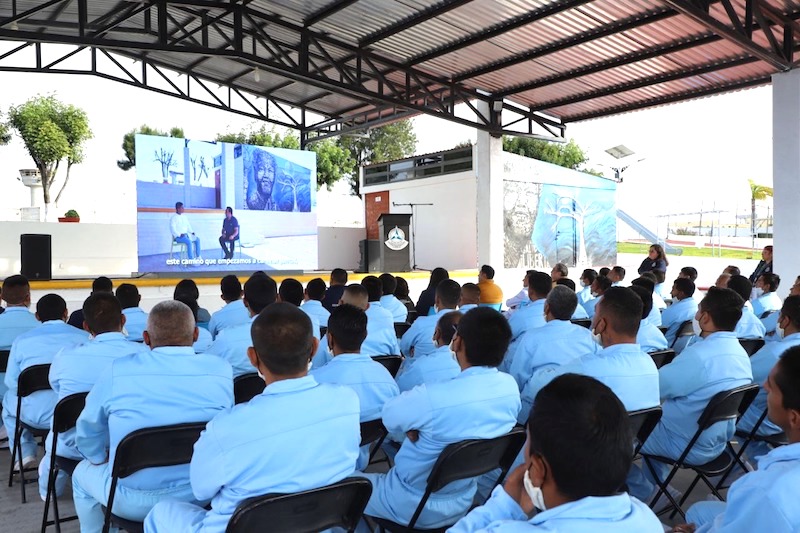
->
[[362, 307, 521, 529], [507, 271, 550, 343], [553, 278, 588, 320], [400, 279, 461, 358], [507, 285, 595, 391], [301, 277, 331, 327], [278, 278, 321, 337], [362, 275, 397, 331], [626, 287, 753, 504], [395, 311, 461, 392], [577, 269, 597, 312], [311, 303, 399, 468], [379, 273, 409, 323], [630, 284, 669, 353], [144, 303, 360, 533], [207, 275, 250, 339], [661, 277, 698, 349], [752, 272, 782, 318], [728, 275, 767, 339], [520, 287, 660, 424], [116, 283, 148, 342], [764, 275, 800, 342], [40, 293, 148, 500], [72, 300, 233, 532], [583, 275, 611, 319], [450, 374, 662, 533], [681, 347, 800, 532], [206, 273, 278, 376], [3, 294, 88, 469]]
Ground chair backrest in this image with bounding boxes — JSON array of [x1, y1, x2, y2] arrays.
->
[[738, 338, 765, 357], [658, 326, 669, 335], [111, 422, 206, 479], [628, 406, 662, 455], [225, 477, 372, 533], [372, 355, 403, 378], [649, 349, 676, 369], [52, 392, 88, 434], [697, 383, 760, 431], [359, 419, 387, 447], [670, 320, 694, 348], [394, 322, 411, 338], [233, 373, 266, 405], [479, 303, 502, 311], [760, 310, 777, 320], [320, 326, 328, 338], [570, 319, 592, 329], [0, 349, 9, 373], [406, 310, 419, 324], [17, 364, 52, 397]]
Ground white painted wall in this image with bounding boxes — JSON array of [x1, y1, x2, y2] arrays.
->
[[317, 227, 364, 271]]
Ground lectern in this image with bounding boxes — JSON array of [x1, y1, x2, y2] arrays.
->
[[378, 213, 412, 272]]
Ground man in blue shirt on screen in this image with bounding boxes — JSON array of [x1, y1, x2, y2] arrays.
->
[[218, 207, 239, 260]]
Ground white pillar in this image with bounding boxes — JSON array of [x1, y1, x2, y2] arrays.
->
[[772, 70, 800, 297], [475, 101, 504, 269]]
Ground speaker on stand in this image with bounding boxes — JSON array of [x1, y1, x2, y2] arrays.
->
[[20, 234, 52, 281]]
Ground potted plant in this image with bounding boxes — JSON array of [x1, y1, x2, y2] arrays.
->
[[58, 209, 80, 223]]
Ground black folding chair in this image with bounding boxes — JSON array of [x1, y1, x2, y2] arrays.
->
[[370, 427, 527, 532], [406, 310, 419, 324], [372, 355, 403, 378], [42, 392, 88, 533], [648, 349, 676, 369], [629, 406, 663, 457], [7, 363, 52, 503], [669, 320, 694, 349], [658, 326, 669, 335], [738, 338, 765, 357], [233, 373, 266, 405], [360, 419, 389, 465], [0, 349, 10, 372], [226, 477, 372, 533], [570, 319, 591, 329], [760, 310, 778, 320], [102, 422, 207, 533], [394, 323, 412, 339], [641, 383, 758, 520]]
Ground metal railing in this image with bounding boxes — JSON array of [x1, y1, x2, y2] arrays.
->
[[363, 147, 473, 187]]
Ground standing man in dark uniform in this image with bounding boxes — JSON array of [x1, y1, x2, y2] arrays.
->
[[749, 245, 773, 283], [219, 207, 240, 259]]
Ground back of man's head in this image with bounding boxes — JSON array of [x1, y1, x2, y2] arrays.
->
[[727, 275, 752, 303], [629, 285, 653, 320], [480, 264, 495, 279], [278, 278, 304, 307], [174, 279, 200, 301], [305, 278, 326, 301], [84, 293, 123, 334], [653, 270, 666, 284], [92, 276, 113, 294], [220, 275, 242, 302], [330, 268, 348, 286], [379, 273, 397, 297], [546, 285, 578, 321], [146, 300, 196, 348], [724, 265, 741, 277], [36, 294, 67, 322], [457, 307, 510, 367], [593, 275, 612, 294], [581, 269, 598, 286], [436, 311, 462, 346], [175, 296, 199, 322], [555, 278, 576, 291], [631, 277, 655, 294], [528, 374, 632, 501], [361, 275, 383, 302], [1, 275, 30, 305], [460, 283, 481, 305], [327, 303, 368, 353], [679, 266, 698, 281], [611, 266, 626, 282], [527, 271, 552, 299], [639, 272, 657, 285], [552, 263, 568, 278], [598, 267, 610, 277], [251, 302, 314, 376], [115, 283, 140, 310], [436, 279, 462, 309], [673, 277, 696, 298], [774, 346, 800, 421], [700, 287, 743, 332], [341, 284, 369, 310], [244, 273, 278, 314], [597, 287, 642, 337], [781, 295, 800, 331]]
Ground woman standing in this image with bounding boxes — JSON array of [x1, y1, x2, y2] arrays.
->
[[637, 244, 668, 276]]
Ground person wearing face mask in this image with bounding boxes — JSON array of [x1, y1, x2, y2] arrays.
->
[[727, 275, 767, 340], [145, 303, 360, 533], [752, 273, 782, 319], [506, 271, 551, 344], [765, 275, 800, 341], [361, 307, 520, 530], [577, 269, 597, 311], [629, 285, 669, 353], [626, 287, 753, 507], [400, 279, 461, 359], [582, 275, 611, 319], [505, 270, 535, 316], [661, 277, 699, 351], [395, 311, 461, 393], [450, 373, 662, 533]]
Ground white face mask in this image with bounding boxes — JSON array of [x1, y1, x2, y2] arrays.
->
[[692, 317, 703, 336], [776, 325, 785, 340], [448, 339, 458, 361], [523, 469, 547, 512], [752, 287, 764, 299], [579, 280, 586, 288], [591, 328, 602, 346], [590, 290, 598, 298]]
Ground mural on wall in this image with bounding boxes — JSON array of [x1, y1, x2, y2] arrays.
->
[[503, 181, 544, 269]]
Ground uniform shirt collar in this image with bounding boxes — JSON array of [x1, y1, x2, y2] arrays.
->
[[330, 352, 372, 363], [458, 366, 493, 378], [93, 331, 128, 342], [757, 442, 800, 470], [599, 343, 642, 356], [150, 345, 196, 356], [3, 307, 31, 313], [530, 494, 638, 524], [263, 374, 318, 395]]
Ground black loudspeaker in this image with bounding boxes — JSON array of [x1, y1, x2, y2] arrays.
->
[[20, 234, 52, 281]]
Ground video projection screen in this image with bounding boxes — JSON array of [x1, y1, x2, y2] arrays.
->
[[135, 134, 318, 273]]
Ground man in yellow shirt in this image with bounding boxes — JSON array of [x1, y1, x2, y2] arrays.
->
[[478, 265, 504, 305]]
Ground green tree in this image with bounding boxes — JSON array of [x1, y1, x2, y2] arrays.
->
[[502, 136, 602, 176], [0, 117, 10, 145], [749, 179, 774, 249], [216, 125, 299, 149], [117, 125, 185, 171], [7, 95, 92, 215]]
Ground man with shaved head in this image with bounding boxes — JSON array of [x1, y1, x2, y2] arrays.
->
[[71, 300, 233, 532]]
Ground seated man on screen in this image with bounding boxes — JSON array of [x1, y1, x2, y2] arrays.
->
[[170, 202, 202, 261], [218, 207, 239, 260]]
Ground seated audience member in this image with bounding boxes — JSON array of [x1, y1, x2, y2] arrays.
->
[[311, 304, 399, 468], [520, 287, 659, 423], [505, 270, 535, 312], [450, 374, 662, 533], [608, 265, 626, 286], [401, 279, 461, 358], [362, 307, 521, 529], [632, 276, 665, 327], [460, 283, 481, 313], [550, 263, 568, 284], [630, 285, 669, 353], [680, 346, 800, 533], [394, 277, 416, 314], [727, 275, 767, 339], [175, 296, 213, 353], [715, 272, 731, 289], [583, 275, 611, 319], [174, 279, 211, 323], [765, 275, 800, 341], [653, 270, 671, 301], [477, 264, 503, 306], [206, 273, 278, 376], [724, 265, 741, 277], [753, 273, 782, 318], [507, 271, 551, 343], [3, 294, 88, 470], [322, 268, 348, 312], [301, 277, 331, 328], [679, 266, 698, 282], [72, 300, 233, 532], [599, 267, 611, 277], [395, 311, 461, 393], [145, 303, 360, 533], [207, 275, 249, 339], [626, 288, 752, 504], [68, 276, 113, 329], [416, 268, 449, 317], [361, 275, 396, 331], [507, 286, 595, 391], [554, 279, 588, 319], [278, 278, 321, 339], [116, 283, 148, 342], [661, 277, 698, 349], [736, 295, 800, 463], [577, 269, 597, 310], [379, 273, 409, 323], [41, 293, 148, 499], [638, 272, 666, 310]]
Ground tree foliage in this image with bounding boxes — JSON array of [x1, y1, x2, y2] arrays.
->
[[0, 117, 10, 145], [502, 136, 594, 170], [117, 125, 185, 171], [749, 179, 774, 244]]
